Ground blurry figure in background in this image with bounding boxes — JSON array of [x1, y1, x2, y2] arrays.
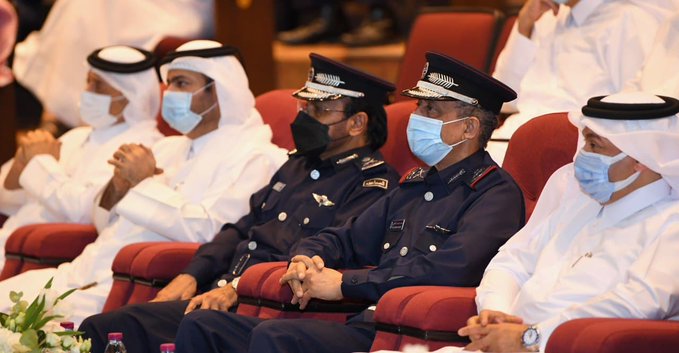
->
[[487, 0, 676, 165], [12, 0, 214, 129], [0, 45, 163, 268], [0, 0, 16, 87], [276, 0, 418, 46]]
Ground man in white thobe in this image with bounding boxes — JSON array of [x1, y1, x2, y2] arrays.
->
[[457, 91, 679, 352], [487, 0, 676, 164], [0, 45, 163, 268], [0, 40, 288, 325]]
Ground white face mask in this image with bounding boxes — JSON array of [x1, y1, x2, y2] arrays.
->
[[79, 91, 125, 129]]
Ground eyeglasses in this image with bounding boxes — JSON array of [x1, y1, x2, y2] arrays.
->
[[297, 100, 346, 117]]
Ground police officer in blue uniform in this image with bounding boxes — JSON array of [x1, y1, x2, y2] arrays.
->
[[79, 52, 400, 353], [173, 52, 525, 353]]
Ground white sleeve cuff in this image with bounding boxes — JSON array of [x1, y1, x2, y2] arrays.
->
[[475, 269, 521, 314], [19, 155, 67, 199], [115, 177, 183, 229]]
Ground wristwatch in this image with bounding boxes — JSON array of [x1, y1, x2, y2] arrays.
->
[[217, 277, 240, 291], [521, 325, 540, 352]]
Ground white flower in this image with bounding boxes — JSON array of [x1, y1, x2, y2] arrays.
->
[[0, 327, 24, 353], [61, 335, 75, 349], [46, 332, 61, 347]]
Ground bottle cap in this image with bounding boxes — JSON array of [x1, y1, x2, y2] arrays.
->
[[60, 322, 75, 330], [108, 332, 123, 341], [160, 343, 175, 351]]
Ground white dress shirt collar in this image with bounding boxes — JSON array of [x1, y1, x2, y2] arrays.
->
[[87, 121, 130, 144], [187, 128, 219, 159]]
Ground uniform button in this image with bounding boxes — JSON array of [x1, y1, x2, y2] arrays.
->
[[424, 191, 434, 201], [399, 246, 408, 257], [248, 241, 257, 250], [303, 217, 310, 225], [310, 169, 320, 180], [217, 279, 228, 288], [383, 243, 390, 250], [278, 212, 287, 222], [429, 244, 437, 252]]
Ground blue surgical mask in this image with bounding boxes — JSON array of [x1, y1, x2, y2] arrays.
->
[[553, 0, 568, 4], [406, 113, 469, 166], [79, 91, 125, 129], [574, 150, 640, 204], [162, 82, 217, 134]]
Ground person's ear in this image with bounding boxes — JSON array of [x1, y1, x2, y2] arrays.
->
[[347, 112, 368, 137], [462, 116, 481, 140]]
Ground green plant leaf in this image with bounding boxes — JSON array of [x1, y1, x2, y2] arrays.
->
[[9, 290, 22, 303], [19, 329, 39, 349], [54, 330, 85, 336], [56, 287, 77, 302], [44, 277, 54, 290]]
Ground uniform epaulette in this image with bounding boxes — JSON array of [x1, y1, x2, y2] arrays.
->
[[467, 165, 498, 189], [399, 167, 426, 184]]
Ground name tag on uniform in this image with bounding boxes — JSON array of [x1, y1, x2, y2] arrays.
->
[[389, 219, 406, 232], [363, 178, 389, 190], [273, 181, 286, 192]]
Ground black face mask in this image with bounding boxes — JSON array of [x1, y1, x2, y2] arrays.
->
[[290, 111, 349, 157]]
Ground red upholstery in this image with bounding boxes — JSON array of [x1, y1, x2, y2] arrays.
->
[[236, 262, 373, 323], [255, 89, 297, 151], [488, 13, 517, 74], [382, 100, 422, 176], [394, 8, 503, 100], [546, 318, 679, 353], [1, 224, 97, 280], [102, 242, 199, 312], [502, 112, 578, 220], [371, 286, 477, 351]]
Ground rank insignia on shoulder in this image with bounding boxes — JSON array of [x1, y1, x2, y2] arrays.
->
[[469, 166, 498, 189], [425, 224, 453, 235], [273, 181, 286, 192], [312, 193, 335, 207], [361, 157, 385, 171], [389, 219, 406, 231], [336, 153, 359, 165], [447, 168, 466, 184], [400, 167, 425, 184], [363, 178, 389, 190]]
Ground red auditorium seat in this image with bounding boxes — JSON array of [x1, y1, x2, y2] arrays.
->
[[371, 286, 476, 351], [102, 242, 199, 312], [0, 223, 97, 280], [394, 7, 504, 100], [502, 112, 578, 220], [488, 12, 517, 74], [236, 262, 373, 323], [254, 89, 297, 151], [382, 100, 421, 175], [546, 318, 679, 353]]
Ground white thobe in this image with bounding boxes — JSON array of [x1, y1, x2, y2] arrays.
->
[[476, 164, 679, 352], [0, 124, 287, 325], [487, 0, 666, 164], [0, 121, 162, 268]]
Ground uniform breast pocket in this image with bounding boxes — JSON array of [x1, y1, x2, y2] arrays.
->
[[382, 227, 404, 254], [258, 191, 283, 220], [414, 224, 454, 254], [294, 201, 336, 236]]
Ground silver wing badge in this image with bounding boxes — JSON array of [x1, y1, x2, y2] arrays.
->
[[312, 193, 335, 207]]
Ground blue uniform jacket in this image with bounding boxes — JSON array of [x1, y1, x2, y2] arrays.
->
[[294, 149, 525, 302], [182, 147, 400, 291]]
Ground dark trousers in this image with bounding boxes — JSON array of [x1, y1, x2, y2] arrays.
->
[[175, 310, 376, 353], [79, 300, 189, 353]]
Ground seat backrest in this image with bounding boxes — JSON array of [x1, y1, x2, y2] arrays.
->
[[502, 112, 578, 220], [382, 100, 421, 175], [394, 7, 503, 100], [488, 13, 517, 74], [255, 89, 297, 151]]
